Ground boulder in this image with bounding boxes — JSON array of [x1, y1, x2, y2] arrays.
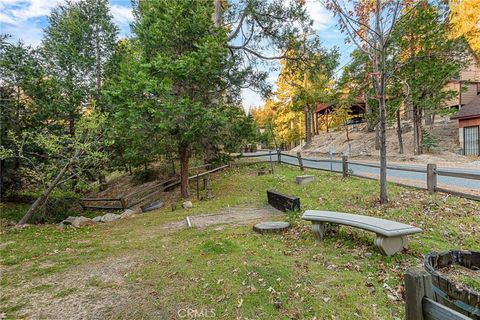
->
[[100, 213, 120, 223], [141, 200, 164, 213], [62, 216, 93, 227], [119, 209, 136, 219], [92, 216, 103, 223], [182, 201, 193, 209]]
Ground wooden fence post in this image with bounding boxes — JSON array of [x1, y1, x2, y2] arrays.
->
[[196, 173, 200, 200], [427, 164, 437, 194], [405, 268, 433, 320], [297, 152, 304, 172], [269, 150, 274, 174], [120, 198, 127, 209], [277, 149, 281, 164], [342, 156, 348, 178]]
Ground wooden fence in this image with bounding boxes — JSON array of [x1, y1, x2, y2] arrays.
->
[[404, 268, 474, 320], [239, 151, 480, 201], [79, 197, 127, 210], [80, 164, 230, 210]]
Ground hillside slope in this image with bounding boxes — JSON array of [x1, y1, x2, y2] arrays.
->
[[295, 116, 479, 168]]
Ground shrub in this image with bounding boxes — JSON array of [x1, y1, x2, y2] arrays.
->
[[422, 129, 438, 152]]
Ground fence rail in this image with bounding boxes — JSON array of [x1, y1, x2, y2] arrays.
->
[[239, 150, 480, 202]]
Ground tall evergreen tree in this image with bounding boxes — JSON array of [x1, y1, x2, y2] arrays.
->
[[41, 0, 117, 137]]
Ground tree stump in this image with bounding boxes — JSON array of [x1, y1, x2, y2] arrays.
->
[[253, 221, 290, 234]]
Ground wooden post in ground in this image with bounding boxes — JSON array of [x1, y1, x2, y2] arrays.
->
[[427, 164, 437, 194], [120, 197, 127, 209], [277, 149, 281, 164], [404, 268, 433, 320], [269, 150, 274, 174], [297, 152, 304, 172], [342, 156, 348, 178], [196, 172, 200, 200], [203, 174, 208, 190]]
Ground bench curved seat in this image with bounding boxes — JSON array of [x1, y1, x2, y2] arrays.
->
[[302, 210, 423, 256]]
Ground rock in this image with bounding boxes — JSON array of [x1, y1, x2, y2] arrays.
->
[[100, 213, 120, 223], [171, 203, 177, 211], [205, 187, 214, 199], [141, 200, 164, 213], [273, 299, 282, 309], [62, 216, 93, 227], [13, 223, 31, 230], [56, 222, 65, 230], [119, 209, 136, 219], [182, 201, 193, 209], [92, 216, 103, 223], [295, 175, 315, 185]]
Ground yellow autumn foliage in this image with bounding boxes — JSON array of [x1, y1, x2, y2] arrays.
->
[[449, 0, 480, 56]]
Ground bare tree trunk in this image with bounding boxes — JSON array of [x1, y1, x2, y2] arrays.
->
[[326, 111, 330, 133], [396, 110, 404, 154], [375, 123, 380, 150], [345, 120, 350, 141], [69, 115, 75, 137], [212, 0, 222, 27], [17, 154, 75, 226], [179, 144, 191, 198], [413, 105, 423, 155], [365, 91, 375, 132], [375, 1, 388, 204], [304, 106, 312, 146], [94, 29, 107, 191], [0, 158, 5, 202], [429, 113, 435, 133]]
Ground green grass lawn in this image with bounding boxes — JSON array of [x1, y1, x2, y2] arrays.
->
[[1, 163, 479, 319]]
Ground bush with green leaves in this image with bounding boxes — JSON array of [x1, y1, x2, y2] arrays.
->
[[422, 129, 438, 153]]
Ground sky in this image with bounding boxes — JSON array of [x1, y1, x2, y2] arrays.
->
[[0, 0, 353, 111]]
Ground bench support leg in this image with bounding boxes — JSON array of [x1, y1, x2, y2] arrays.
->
[[374, 235, 408, 256], [402, 236, 409, 249], [311, 222, 326, 240]]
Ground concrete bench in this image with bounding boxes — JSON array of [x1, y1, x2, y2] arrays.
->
[[296, 175, 314, 185], [302, 210, 422, 256]]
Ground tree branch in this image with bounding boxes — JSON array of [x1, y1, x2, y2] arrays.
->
[[227, 6, 249, 42]]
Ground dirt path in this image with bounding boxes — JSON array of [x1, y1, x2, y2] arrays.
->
[[2, 255, 166, 320], [161, 206, 285, 231], [1, 207, 285, 320]]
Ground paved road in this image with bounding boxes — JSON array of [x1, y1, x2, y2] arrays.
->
[[242, 151, 480, 193]]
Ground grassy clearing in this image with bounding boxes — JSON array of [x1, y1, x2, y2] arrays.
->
[[0, 162, 479, 319]]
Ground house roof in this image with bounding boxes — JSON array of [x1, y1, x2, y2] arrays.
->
[[451, 94, 480, 120], [315, 103, 333, 113]]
